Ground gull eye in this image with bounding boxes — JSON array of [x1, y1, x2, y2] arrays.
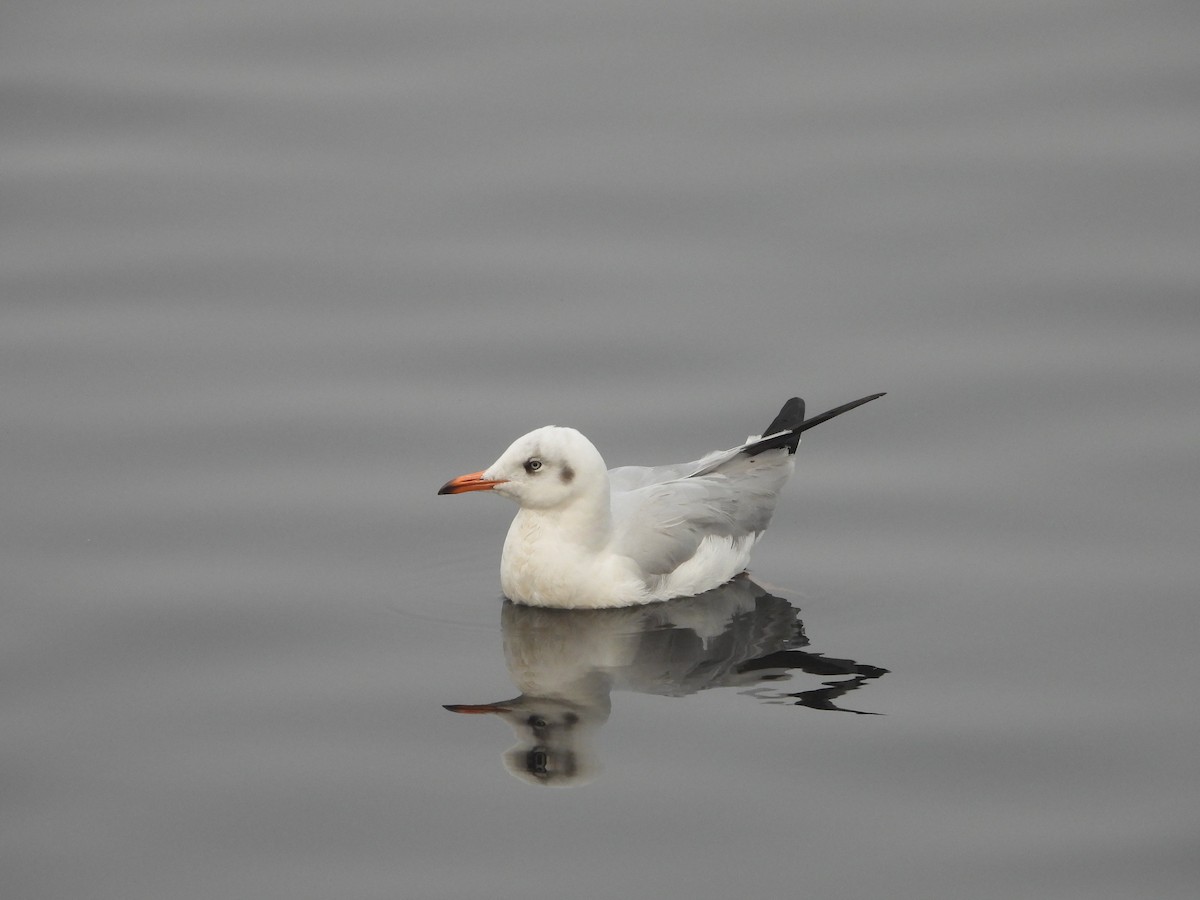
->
[[524, 458, 543, 474], [528, 748, 550, 776]]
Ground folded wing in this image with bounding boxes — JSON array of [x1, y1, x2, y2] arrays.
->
[[610, 445, 795, 577]]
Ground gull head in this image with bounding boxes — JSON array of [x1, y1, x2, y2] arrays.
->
[[439, 426, 608, 511]]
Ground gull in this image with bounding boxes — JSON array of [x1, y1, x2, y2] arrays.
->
[[438, 393, 884, 609], [443, 577, 810, 787], [444, 576, 889, 785]]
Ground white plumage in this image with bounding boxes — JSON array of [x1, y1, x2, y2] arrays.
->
[[438, 393, 883, 609]]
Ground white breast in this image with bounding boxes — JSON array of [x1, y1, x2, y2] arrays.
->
[[500, 510, 651, 609]]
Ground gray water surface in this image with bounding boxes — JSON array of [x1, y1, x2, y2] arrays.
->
[[3, 2, 1198, 899]]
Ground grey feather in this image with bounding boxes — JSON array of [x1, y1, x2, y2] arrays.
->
[[610, 447, 794, 576]]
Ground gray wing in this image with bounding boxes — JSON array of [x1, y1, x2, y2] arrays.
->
[[605, 392, 884, 578], [609, 444, 796, 576], [607, 460, 708, 492], [606, 434, 784, 492]]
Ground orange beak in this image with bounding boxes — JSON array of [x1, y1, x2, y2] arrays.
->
[[443, 703, 513, 715], [437, 471, 506, 495]]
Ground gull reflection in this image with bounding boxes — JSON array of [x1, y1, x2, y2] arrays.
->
[[445, 574, 887, 786]]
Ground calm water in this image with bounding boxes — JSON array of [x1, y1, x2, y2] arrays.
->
[[3, 2, 1198, 898]]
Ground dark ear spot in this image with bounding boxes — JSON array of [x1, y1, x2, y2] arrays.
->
[[560, 465, 575, 484]]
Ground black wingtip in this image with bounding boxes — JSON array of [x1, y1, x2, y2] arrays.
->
[[761, 397, 805, 438], [796, 392, 885, 434], [755, 397, 807, 454], [744, 392, 885, 457]]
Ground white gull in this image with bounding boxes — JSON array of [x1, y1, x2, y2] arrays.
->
[[438, 393, 884, 609]]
